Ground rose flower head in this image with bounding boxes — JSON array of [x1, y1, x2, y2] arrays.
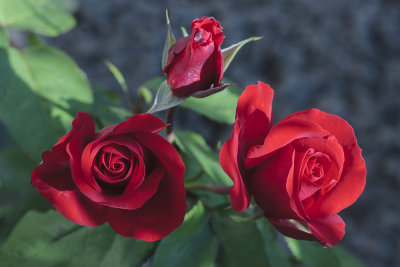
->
[[163, 16, 224, 97], [220, 82, 366, 247], [32, 112, 186, 241]]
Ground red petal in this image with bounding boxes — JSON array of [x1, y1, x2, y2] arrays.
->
[[268, 217, 317, 242], [105, 132, 186, 240], [112, 113, 166, 135], [307, 214, 345, 247], [219, 123, 251, 212], [163, 36, 190, 72], [32, 113, 105, 226], [246, 117, 330, 168], [290, 109, 366, 215], [219, 82, 274, 212], [250, 145, 301, 219]]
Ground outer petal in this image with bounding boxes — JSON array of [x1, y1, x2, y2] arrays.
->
[[268, 217, 317, 242], [250, 145, 301, 219], [307, 214, 345, 247], [112, 113, 166, 135], [246, 117, 331, 168], [219, 123, 251, 212], [163, 36, 190, 72], [32, 113, 105, 226], [220, 82, 274, 212], [289, 109, 366, 215], [106, 132, 186, 240]]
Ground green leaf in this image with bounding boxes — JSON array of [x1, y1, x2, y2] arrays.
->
[[0, 48, 63, 159], [105, 60, 129, 95], [147, 80, 186, 113], [0, 28, 8, 48], [256, 220, 291, 267], [0, 146, 44, 245], [137, 86, 153, 104], [27, 33, 45, 47], [180, 26, 189, 37], [332, 246, 365, 267], [215, 209, 270, 267], [175, 130, 233, 187], [153, 202, 218, 267], [22, 45, 93, 112], [180, 84, 240, 124], [161, 9, 176, 69], [285, 238, 340, 267], [0, 210, 156, 267], [222, 36, 262, 72], [99, 235, 156, 267], [0, 0, 76, 37]]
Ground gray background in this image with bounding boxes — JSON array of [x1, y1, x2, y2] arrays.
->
[[44, 0, 399, 266]]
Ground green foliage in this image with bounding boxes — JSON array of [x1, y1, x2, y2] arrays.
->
[[161, 9, 176, 69], [0, 210, 156, 267], [256, 220, 292, 267], [153, 202, 218, 267], [215, 209, 270, 267], [285, 237, 365, 267], [175, 130, 232, 187], [181, 84, 240, 124], [0, 44, 93, 160], [0, 0, 76, 36], [105, 60, 129, 95], [148, 80, 186, 113]]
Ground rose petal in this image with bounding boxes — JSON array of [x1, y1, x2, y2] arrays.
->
[[219, 123, 251, 212], [307, 214, 345, 247], [164, 36, 190, 72], [105, 171, 186, 240], [250, 145, 302, 219], [268, 217, 317, 242], [246, 117, 331, 168], [32, 113, 105, 226], [290, 109, 366, 215], [105, 133, 186, 240], [220, 82, 274, 212]]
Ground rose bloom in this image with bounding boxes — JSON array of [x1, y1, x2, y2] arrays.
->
[[163, 16, 224, 98], [32, 113, 186, 241], [220, 82, 366, 247]]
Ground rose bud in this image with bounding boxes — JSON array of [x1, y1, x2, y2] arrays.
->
[[31, 112, 186, 241], [220, 82, 366, 247], [163, 16, 224, 97]]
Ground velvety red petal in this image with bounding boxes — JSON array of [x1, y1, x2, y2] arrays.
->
[[32, 170, 105, 226], [105, 171, 186, 240], [105, 132, 186, 241], [250, 145, 301, 219], [163, 36, 190, 72], [268, 217, 317, 242], [236, 81, 274, 128], [219, 123, 251, 212], [290, 109, 366, 215], [32, 113, 105, 226], [246, 117, 330, 168], [307, 214, 345, 247], [220, 82, 274, 212], [112, 113, 166, 135]]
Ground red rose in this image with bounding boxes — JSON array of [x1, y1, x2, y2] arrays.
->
[[31, 112, 186, 241], [163, 16, 224, 97], [220, 82, 366, 247]]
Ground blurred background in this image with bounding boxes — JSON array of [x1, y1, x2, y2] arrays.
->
[[2, 0, 399, 266]]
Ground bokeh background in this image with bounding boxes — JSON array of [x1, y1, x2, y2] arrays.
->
[[3, 0, 399, 266]]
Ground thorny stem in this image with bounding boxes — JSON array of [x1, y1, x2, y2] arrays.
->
[[166, 106, 177, 143]]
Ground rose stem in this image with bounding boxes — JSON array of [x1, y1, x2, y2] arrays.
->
[[166, 106, 177, 143]]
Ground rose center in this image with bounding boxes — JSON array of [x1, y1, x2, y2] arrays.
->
[[94, 144, 134, 183]]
